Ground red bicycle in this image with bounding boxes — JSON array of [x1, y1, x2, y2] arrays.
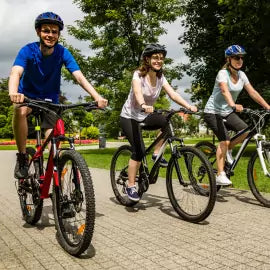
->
[[16, 98, 100, 256]]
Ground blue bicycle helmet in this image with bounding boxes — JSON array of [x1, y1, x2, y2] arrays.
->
[[141, 44, 167, 58], [225, 45, 246, 57], [35, 12, 64, 31]]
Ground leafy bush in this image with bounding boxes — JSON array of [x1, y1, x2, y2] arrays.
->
[[81, 126, 99, 139]]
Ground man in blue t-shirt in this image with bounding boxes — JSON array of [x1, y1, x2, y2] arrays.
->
[[8, 12, 108, 179]]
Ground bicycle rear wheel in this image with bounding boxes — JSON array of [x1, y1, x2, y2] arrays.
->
[[18, 147, 43, 225], [195, 141, 216, 165], [110, 145, 141, 207], [53, 150, 95, 256], [166, 146, 216, 222], [195, 141, 223, 192], [248, 145, 270, 207]]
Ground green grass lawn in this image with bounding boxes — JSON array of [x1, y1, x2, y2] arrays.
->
[[78, 145, 255, 191], [0, 138, 265, 192]]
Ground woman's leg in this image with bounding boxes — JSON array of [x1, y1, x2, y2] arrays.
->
[[127, 159, 141, 187], [143, 113, 168, 163], [216, 140, 230, 175], [225, 112, 249, 150], [120, 117, 144, 188]]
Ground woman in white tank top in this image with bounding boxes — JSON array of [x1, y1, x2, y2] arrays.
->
[[120, 44, 197, 201]]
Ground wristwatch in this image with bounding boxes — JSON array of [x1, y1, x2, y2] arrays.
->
[[231, 106, 236, 111]]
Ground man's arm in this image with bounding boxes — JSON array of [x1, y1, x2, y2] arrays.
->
[[9, 65, 24, 103], [72, 70, 107, 108]]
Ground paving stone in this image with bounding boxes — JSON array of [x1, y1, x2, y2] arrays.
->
[[1, 151, 270, 269]]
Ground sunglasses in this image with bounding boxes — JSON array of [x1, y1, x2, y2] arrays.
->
[[231, 55, 244, 61]]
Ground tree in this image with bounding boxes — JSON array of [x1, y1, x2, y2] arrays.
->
[[0, 78, 13, 138], [64, 0, 183, 137], [180, 0, 270, 108]]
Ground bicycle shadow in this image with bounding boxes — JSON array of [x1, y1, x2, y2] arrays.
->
[[22, 204, 98, 258], [23, 205, 104, 230], [22, 205, 55, 229], [110, 193, 209, 225], [216, 188, 263, 207]]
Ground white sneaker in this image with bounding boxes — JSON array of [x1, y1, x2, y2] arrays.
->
[[226, 150, 234, 165], [216, 171, 232, 186]]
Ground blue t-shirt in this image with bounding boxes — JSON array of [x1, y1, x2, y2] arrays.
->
[[13, 42, 80, 103]]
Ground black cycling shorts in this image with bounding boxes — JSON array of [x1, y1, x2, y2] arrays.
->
[[40, 112, 58, 129], [204, 112, 248, 141]]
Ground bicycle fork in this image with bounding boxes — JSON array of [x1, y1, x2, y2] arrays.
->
[[255, 134, 270, 177], [169, 140, 187, 186]]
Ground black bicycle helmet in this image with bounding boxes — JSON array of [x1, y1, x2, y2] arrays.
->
[[141, 44, 167, 58], [35, 12, 64, 31]]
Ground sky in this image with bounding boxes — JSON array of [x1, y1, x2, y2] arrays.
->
[[0, 0, 192, 104]]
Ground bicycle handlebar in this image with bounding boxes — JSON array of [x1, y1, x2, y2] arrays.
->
[[242, 108, 270, 114], [20, 97, 102, 118], [141, 107, 200, 116]]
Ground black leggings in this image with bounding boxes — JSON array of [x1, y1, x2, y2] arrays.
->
[[120, 113, 169, 161]]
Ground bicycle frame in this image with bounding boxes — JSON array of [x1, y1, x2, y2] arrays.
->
[[29, 114, 73, 199], [223, 110, 270, 177], [139, 112, 184, 184]]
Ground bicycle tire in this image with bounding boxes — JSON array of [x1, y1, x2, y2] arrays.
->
[[52, 150, 95, 256], [110, 145, 140, 207], [166, 146, 216, 222], [247, 145, 270, 207], [195, 141, 222, 192], [195, 141, 216, 162], [18, 147, 43, 225]]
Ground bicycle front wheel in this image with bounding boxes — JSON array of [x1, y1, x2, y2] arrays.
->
[[166, 146, 216, 223], [53, 150, 95, 256], [110, 145, 140, 207], [248, 146, 270, 207], [18, 147, 43, 225]]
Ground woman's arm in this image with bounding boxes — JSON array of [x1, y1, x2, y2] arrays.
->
[[219, 82, 236, 107], [163, 82, 197, 111], [244, 83, 270, 110], [132, 79, 153, 113]]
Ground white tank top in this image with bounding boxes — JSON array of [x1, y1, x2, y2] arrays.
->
[[120, 70, 168, 121]]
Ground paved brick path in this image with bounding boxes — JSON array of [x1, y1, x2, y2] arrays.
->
[[0, 150, 270, 269]]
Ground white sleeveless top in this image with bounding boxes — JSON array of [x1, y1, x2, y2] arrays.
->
[[121, 70, 168, 121]]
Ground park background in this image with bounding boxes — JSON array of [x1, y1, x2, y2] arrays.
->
[[1, 1, 270, 192]]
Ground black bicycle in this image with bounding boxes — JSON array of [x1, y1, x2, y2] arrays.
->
[[110, 108, 216, 223], [196, 108, 270, 207]]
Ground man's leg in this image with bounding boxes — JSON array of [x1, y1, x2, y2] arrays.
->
[[13, 105, 32, 178], [13, 105, 32, 153]]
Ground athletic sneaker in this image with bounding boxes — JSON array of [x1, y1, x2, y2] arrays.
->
[[216, 171, 232, 186], [14, 153, 29, 179], [226, 150, 234, 165], [126, 185, 140, 201], [152, 154, 168, 167]]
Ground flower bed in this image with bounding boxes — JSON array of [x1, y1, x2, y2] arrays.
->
[[0, 139, 98, 145]]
